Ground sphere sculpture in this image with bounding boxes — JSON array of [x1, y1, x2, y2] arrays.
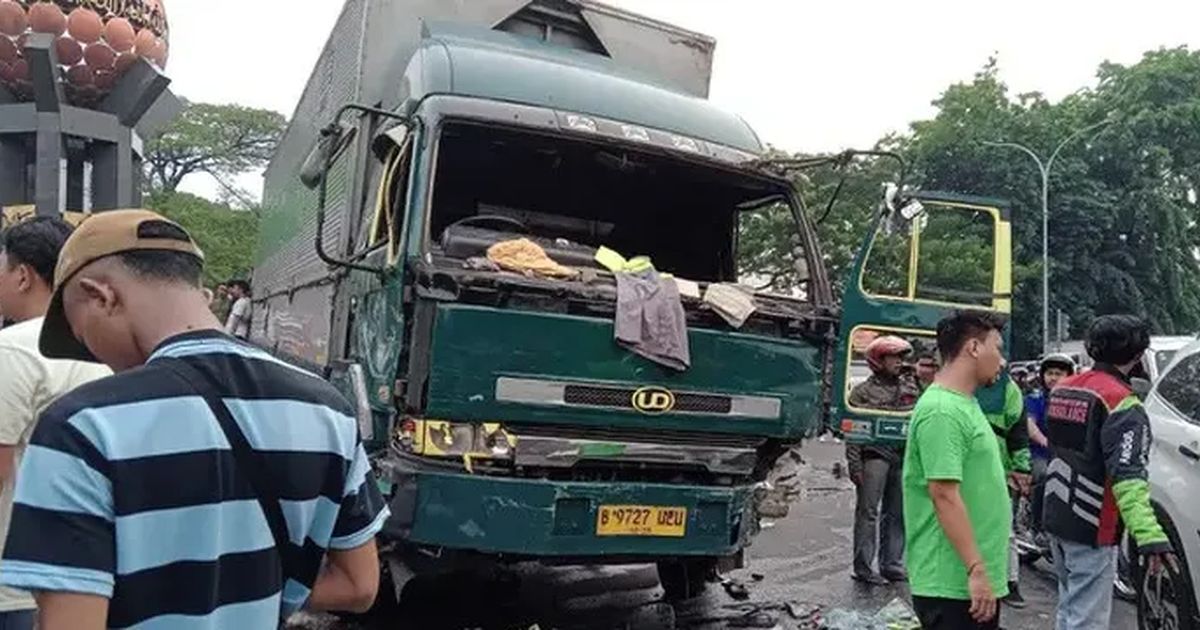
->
[[0, 0, 168, 105]]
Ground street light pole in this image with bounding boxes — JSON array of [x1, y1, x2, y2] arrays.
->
[[984, 118, 1112, 354]]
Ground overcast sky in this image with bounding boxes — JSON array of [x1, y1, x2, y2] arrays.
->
[[166, 0, 1200, 199]]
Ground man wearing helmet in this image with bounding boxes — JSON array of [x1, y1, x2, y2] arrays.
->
[[1026, 353, 1077, 536], [846, 335, 920, 585], [1042, 315, 1175, 629]]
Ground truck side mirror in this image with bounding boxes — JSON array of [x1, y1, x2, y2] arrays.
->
[[299, 122, 357, 189]]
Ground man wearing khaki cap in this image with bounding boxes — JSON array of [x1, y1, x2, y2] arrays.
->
[[0, 210, 388, 629]]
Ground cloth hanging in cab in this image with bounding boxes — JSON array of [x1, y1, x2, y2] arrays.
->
[[595, 247, 691, 371]]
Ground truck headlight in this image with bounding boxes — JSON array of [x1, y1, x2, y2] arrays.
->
[[399, 419, 516, 463]]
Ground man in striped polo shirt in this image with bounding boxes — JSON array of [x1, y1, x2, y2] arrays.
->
[[0, 210, 388, 629]]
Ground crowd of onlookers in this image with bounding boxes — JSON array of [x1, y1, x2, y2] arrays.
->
[[203, 279, 253, 340], [0, 212, 387, 629], [847, 312, 1174, 629]]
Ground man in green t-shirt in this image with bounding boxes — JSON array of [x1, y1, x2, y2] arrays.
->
[[903, 310, 1012, 629]]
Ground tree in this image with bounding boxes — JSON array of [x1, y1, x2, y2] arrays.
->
[[736, 148, 904, 294], [143, 101, 287, 198], [145, 191, 260, 287], [739, 49, 1200, 358]]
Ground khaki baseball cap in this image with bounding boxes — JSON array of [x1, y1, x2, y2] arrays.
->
[[40, 209, 205, 361]]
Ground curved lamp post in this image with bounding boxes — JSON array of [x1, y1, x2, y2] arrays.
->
[[984, 118, 1114, 354]]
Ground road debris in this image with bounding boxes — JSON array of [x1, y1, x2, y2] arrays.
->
[[756, 448, 807, 518], [719, 575, 751, 600], [819, 597, 920, 630]]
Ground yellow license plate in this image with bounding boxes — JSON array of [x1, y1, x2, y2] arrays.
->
[[596, 505, 687, 537]]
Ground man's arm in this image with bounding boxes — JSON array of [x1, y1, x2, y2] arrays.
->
[[1101, 400, 1171, 553], [224, 299, 245, 334], [928, 480, 997, 622], [0, 345, 42, 485], [1027, 416, 1049, 448], [928, 481, 988, 573], [35, 593, 108, 630], [1004, 383, 1032, 475], [308, 441, 390, 613], [308, 540, 380, 613], [1005, 419, 1032, 494]]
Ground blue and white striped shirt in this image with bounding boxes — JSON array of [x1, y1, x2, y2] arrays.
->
[[0, 331, 389, 628]]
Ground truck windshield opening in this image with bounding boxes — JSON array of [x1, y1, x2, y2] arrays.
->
[[426, 121, 803, 287]]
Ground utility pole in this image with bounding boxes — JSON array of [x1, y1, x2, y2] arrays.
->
[[984, 118, 1113, 355]]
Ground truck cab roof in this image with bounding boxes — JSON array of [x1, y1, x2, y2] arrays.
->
[[402, 22, 764, 154]]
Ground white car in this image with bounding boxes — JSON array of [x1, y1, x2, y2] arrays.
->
[[1139, 339, 1200, 629], [1143, 336, 1195, 382]]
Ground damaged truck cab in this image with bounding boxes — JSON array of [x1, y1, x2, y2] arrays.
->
[[255, 1, 836, 603]]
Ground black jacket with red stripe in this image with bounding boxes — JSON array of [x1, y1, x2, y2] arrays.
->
[[1042, 364, 1170, 552]]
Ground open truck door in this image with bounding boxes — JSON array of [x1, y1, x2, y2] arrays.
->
[[833, 190, 1013, 444]]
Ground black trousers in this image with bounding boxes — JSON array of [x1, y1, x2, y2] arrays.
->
[[912, 596, 1001, 629]]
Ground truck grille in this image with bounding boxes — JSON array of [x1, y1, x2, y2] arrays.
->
[[512, 423, 764, 450], [495, 377, 781, 419], [563, 385, 733, 414]]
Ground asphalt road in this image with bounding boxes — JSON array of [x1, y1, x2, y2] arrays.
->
[[290, 439, 1137, 629]]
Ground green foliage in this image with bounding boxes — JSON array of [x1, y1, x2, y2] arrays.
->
[[736, 200, 801, 291], [143, 101, 287, 201], [914, 210, 994, 306], [145, 192, 259, 287], [737, 49, 1200, 358]]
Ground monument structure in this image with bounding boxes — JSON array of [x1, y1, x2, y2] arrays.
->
[[0, 0, 178, 222]]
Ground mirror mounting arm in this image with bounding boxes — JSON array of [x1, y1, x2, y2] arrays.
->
[[313, 104, 412, 276]]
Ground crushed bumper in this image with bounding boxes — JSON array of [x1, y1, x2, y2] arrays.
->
[[380, 468, 755, 558]]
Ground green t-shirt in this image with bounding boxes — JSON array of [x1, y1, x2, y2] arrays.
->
[[903, 384, 1012, 599]]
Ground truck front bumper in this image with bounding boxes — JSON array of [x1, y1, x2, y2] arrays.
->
[[380, 467, 755, 558]]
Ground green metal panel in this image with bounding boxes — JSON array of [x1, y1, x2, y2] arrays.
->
[[406, 23, 761, 153], [424, 303, 823, 438], [403, 471, 753, 556]]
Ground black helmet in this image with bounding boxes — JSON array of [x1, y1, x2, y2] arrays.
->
[[1086, 315, 1151, 366], [1039, 353, 1077, 376]]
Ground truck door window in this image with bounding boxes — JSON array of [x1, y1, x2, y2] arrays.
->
[[737, 199, 805, 293], [860, 221, 911, 299], [368, 128, 413, 263], [844, 326, 936, 415], [914, 208, 995, 306], [860, 203, 1001, 309]]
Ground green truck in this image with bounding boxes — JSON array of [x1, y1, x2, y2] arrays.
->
[[251, 0, 1014, 615]]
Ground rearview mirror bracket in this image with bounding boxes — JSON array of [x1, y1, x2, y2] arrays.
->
[[304, 103, 412, 276]]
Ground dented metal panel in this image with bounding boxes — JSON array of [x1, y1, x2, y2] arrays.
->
[[255, 281, 336, 368], [424, 304, 824, 439], [512, 434, 759, 476], [379, 467, 754, 556], [578, 1, 714, 97]]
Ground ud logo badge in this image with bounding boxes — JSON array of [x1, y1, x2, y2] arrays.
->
[[631, 387, 676, 415]]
